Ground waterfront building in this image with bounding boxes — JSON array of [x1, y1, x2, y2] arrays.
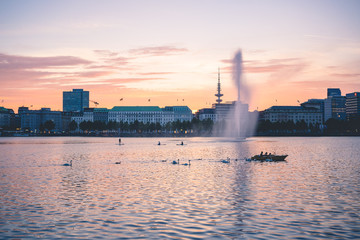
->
[[300, 99, 324, 111], [346, 92, 360, 120], [163, 106, 193, 122], [18, 107, 62, 132], [70, 112, 84, 129], [63, 89, 89, 112], [213, 102, 234, 122], [0, 107, 15, 129], [196, 108, 216, 121], [83, 108, 94, 122], [264, 106, 323, 126], [324, 96, 346, 122], [109, 106, 165, 125], [108, 106, 193, 125], [82, 108, 109, 123], [301, 99, 325, 122], [327, 88, 341, 97]]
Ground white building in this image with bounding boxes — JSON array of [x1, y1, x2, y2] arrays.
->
[[264, 106, 323, 125], [109, 106, 166, 125], [163, 106, 193, 122]]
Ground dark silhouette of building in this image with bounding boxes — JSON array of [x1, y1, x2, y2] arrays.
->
[[327, 88, 341, 97], [324, 88, 346, 121], [63, 89, 89, 112], [346, 92, 360, 120]]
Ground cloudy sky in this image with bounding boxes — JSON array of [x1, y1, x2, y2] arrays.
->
[[1, 0, 360, 112]]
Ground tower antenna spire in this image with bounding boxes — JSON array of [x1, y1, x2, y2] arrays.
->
[[215, 67, 223, 104]]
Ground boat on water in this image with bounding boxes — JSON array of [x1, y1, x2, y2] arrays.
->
[[248, 153, 288, 162]]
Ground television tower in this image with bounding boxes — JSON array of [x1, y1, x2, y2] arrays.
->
[[215, 68, 223, 104]]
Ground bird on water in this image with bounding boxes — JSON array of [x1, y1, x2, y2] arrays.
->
[[182, 160, 191, 166], [63, 160, 72, 166]]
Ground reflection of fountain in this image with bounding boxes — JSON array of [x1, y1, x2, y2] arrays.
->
[[223, 50, 256, 139]]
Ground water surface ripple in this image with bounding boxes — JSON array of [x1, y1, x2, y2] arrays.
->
[[0, 137, 359, 239]]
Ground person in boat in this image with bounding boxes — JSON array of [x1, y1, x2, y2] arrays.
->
[[181, 141, 184, 145], [260, 151, 263, 156], [264, 152, 268, 156], [158, 141, 161, 145], [119, 138, 121, 144]]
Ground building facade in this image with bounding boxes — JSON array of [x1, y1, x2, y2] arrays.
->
[[346, 92, 360, 120], [0, 107, 15, 129], [63, 89, 89, 112], [19, 107, 62, 132], [264, 106, 323, 126], [327, 88, 341, 97], [163, 106, 193, 122], [109, 106, 165, 125], [324, 96, 346, 122], [196, 108, 216, 121]]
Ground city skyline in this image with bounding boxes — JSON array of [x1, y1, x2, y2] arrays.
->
[[1, 0, 360, 112]]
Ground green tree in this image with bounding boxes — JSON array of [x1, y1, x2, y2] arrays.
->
[[79, 121, 87, 132], [155, 122, 162, 132], [39, 123, 45, 133], [44, 120, 55, 132], [69, 120, 78, 131]]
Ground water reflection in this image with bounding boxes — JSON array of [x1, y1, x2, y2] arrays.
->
[[0, 137, 359, 239]]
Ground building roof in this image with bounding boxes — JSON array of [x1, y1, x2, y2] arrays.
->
[[0, 107, 9, 113], [163, 106, 191, 112], [198, 108, 215, 114], [268, 106, 303, 110], [266, 106, 321, 112], [110, 106, 162, 112], [94, 108, 109, 112], [346, 92, 360, 98]]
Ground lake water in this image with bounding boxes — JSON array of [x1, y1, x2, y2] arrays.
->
[[0, 137, 359, 239]]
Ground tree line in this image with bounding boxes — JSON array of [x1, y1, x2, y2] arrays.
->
[[69, 118, 214, 135], [256, 117, 360, 135]]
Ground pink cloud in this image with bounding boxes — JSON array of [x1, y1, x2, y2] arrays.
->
[[137, 72, 174, 75], [74, 71, 115, 78], [0, 53, 92, 69], [330, 73, 360, 78], [129, 46, 188, 56], [93, 50, 119, 58], [110, 77, 165, 84]]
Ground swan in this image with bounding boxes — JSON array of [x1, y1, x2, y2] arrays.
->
[[182, 160, 191, 166], [63, 160, 72, 166], [221, 157, 230, 163]]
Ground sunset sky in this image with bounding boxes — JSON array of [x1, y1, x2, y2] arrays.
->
[[1, 0, 360, 112]]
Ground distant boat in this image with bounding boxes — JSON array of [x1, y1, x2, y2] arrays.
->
[[249, 154, 288, 162]]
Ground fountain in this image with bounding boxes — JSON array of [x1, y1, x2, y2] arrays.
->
[[222, 50, 257, 139]]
